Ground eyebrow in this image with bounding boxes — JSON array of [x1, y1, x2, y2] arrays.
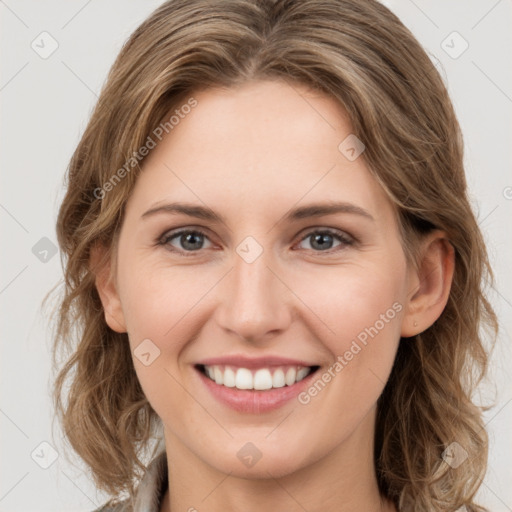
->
[[141, 201, 375, 223]]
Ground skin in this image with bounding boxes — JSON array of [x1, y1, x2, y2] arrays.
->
[[93, 79, 454, 512]]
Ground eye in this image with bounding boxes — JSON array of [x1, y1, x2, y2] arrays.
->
[[158, 227, 354, 257], [295, 229, 354, 253], [159, 229, 213, 255]]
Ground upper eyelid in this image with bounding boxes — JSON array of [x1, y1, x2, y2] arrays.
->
[[160, 226, 214, 242]]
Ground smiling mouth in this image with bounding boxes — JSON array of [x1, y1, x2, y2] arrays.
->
[[195, 364, 320, 391]]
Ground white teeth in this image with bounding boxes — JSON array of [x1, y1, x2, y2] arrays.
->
[[214, 366, 223, 385], [223, 367, 236, 387], [272, 369, 286, 388], [254, 369, 273, 390], [235, 368, 253, 389], [202, 364, 314, 390], [285, 367, 296, 386], [296, 367, 310, 381]]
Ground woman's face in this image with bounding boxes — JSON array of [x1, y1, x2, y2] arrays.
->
[[106, 80, 414, 478]]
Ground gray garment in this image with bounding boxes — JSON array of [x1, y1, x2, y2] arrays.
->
[[93, 450, 168, 512]]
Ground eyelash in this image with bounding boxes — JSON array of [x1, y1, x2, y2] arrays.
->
[[157, 227, 355, 257]]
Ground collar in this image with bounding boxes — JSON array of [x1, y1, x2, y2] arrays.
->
[[132, 449, 168, 512]]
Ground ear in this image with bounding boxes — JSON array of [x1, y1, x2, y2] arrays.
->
[[89, 242, 127, 333], [401, 231, 455, 338]]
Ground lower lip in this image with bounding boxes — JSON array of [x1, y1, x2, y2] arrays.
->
[[195, 367, 318, 413]]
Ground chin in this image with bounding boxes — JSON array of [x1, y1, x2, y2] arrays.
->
[[211, 452, 310, 480]]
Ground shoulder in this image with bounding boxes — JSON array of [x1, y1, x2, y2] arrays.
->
[[92, 449, 168, 512], [92, 500, 129, 512]]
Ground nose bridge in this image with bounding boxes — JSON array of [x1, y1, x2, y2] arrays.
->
[[216, 239, 291, 341]]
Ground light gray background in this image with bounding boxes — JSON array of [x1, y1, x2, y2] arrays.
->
[[1, 1, 511, 510]]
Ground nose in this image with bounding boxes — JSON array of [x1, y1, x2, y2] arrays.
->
[[214, 244, 292, 344]]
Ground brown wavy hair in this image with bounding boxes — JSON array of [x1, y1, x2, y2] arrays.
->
[[46, 0, 498, 510]]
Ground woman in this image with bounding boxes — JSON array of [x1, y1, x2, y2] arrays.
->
[[50, 0, 498, 510]]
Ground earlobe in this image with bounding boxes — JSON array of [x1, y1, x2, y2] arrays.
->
[[401, 232, 455, 338], [89, 242, 127, 333]]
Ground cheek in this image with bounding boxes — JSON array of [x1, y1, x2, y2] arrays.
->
[[290, 265, 405, 440], [118, 263, 210, 418], [119, 259, 207, 344], [293, 261, 405, 408], [298, 261, 406, 353]]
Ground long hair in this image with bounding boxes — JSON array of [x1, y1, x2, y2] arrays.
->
[[47, 1, 498, 509]]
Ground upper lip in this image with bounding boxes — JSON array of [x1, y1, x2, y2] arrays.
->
[[195, 355, 319, 369]]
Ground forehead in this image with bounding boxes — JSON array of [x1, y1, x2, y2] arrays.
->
[[125, 80, 394, 225]]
